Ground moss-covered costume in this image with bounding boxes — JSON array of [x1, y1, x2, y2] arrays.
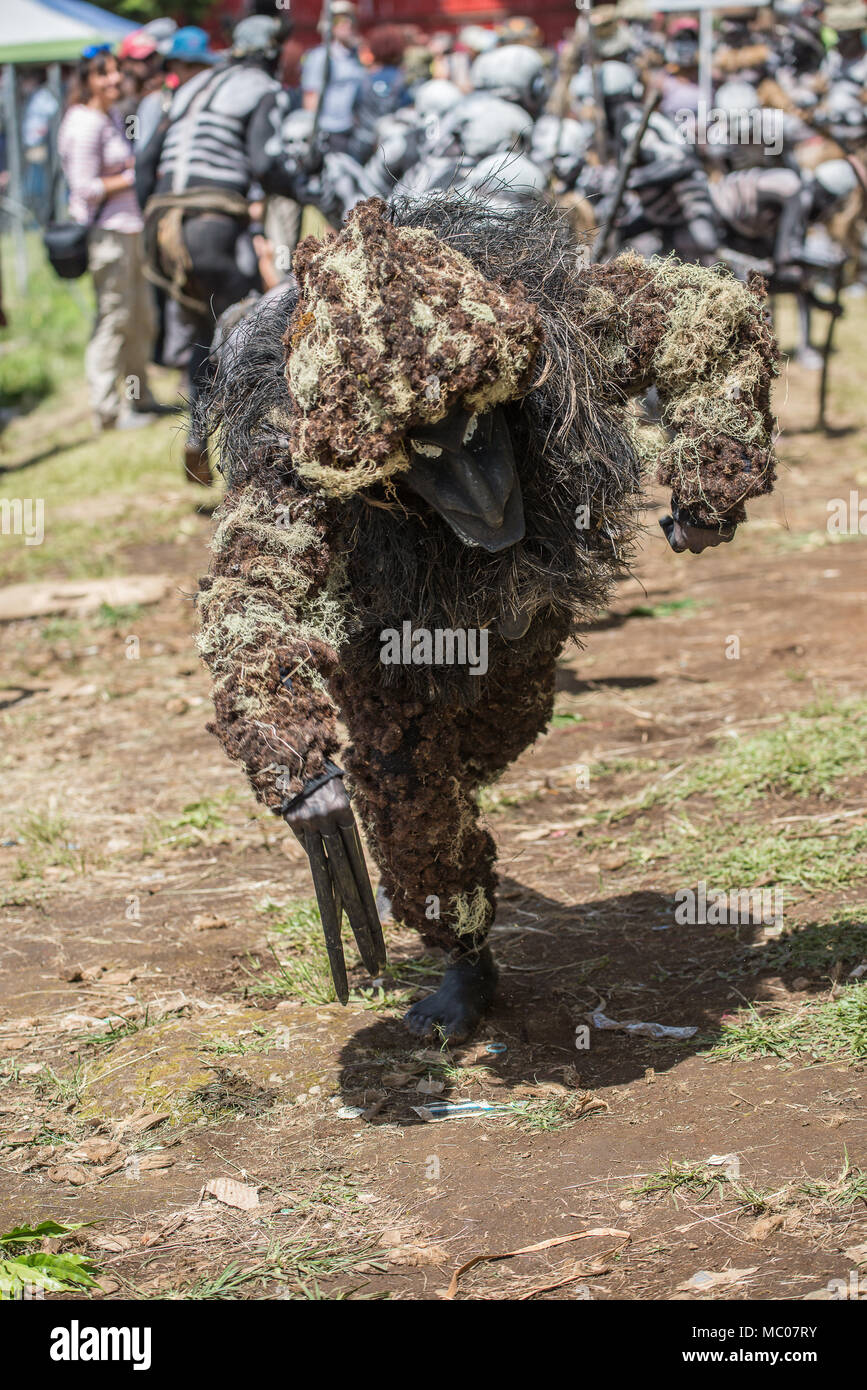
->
[[197, 196, 778, 955]]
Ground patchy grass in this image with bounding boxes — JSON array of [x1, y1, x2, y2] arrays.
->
[[244, 899, 337, 1006], [749, 912, 867, 976], [677, 700, 867, 807], [0, 237, 91, 409], [590, 756, 660, 780], [157, 795, 234, 849], [199, 1025, 278, 1058], [632, 818, 867, 894], [633, 1161, 727, 1205], [18, 808, 72, 856], [797, 1155, 867, 1208], [706, 983, 867, 1064], [162, 1238, 386, 1301], [477, 785, 542, 814], [93, 602, 144, 629], [505, 1093, 603, 1134], [626, 597, 705, 619], [246, 898, 408, 1012], [0, 241, 196, 586], [601, 700, 867, 833], [29, 1061, 88, 1107], [68, 1011, 155, 1053]]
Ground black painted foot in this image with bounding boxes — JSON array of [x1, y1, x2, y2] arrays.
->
[[403, 947, 497, 1043]]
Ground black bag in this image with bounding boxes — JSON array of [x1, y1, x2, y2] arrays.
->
[[44, 191, 107, 280], [43, 219, 92, 279]]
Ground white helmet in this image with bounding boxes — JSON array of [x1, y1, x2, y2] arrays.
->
[[458, 25, 498, 54], [714, 79, 759, 113], [823, 85, 866, 125], [446, 95, 534, 159], [531, 113, 593, 167], [459, 150, 547, 206], [414, 78, 462, 121], [470, 43, 548, 110], [571, 60, 637, 105], [814, 158, 858, 200]]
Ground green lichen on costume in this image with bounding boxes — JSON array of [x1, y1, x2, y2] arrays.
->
[[282, 197, 543, 498], [450, 886, 494, 946]]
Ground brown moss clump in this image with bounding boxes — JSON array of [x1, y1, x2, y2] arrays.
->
[[197, 484, 345, 809], [331, 612, 568, 952], [282, 197, 543, 497], [584, 253, 778, 525]]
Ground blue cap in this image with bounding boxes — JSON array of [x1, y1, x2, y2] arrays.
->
[[166, 27, 220, 64]]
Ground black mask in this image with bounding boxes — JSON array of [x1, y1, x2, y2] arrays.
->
[[403, 403, 525, 553]]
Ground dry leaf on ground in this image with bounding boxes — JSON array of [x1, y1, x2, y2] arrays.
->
[[204, 1177, 260, 1210]]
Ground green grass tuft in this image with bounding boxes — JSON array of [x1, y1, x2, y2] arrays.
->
[[706, 983, 867, 1064]]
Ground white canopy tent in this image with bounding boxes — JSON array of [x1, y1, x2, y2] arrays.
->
[[1, 3, 135, 286], [0, 0, 136, 65]]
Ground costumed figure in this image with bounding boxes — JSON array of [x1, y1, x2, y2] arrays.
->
[[196, 195, 778, 1040]]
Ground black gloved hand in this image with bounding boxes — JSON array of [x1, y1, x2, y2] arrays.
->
[[283, 774, 353, 838], [282, 766, 386, 1002], [660, 499, 737, 554]]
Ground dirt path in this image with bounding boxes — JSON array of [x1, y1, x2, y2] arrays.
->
[[1, 305, 866, 1301]]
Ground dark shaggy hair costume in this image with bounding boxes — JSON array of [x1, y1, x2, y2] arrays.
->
[[197, 195, 778, 951]]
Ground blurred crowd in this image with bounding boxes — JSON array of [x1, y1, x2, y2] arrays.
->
[[4, 1, 866, 469]]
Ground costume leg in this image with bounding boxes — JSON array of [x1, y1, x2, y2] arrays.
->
[[335, 678, 498, 956], [337, 624, 565, 954], [331, 626, 565, 1040]]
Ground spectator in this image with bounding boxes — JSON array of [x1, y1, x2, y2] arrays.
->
[[301, 1, 365, 152], [22, 69, 59, 226], [117, 30, 164, 125], [351, 24, 410, 162], [57, 47, 160, 431]]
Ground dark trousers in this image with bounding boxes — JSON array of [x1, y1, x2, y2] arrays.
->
[[182, 212, 259, 443]]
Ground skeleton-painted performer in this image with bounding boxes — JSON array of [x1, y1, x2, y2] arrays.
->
[[197, 195, 778, 1040]]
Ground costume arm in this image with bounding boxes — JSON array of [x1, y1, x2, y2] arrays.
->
[[585, 253, 778, 525], [197, 477, 344, 813]]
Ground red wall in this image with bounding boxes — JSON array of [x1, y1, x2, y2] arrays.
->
[[212, 0, 580, 52]]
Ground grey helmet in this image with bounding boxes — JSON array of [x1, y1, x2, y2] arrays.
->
[[714, 79, 759, 112], [231, 14, 281, 59], [822, 83, 867, 128], [445, 95, 534, 159], [813, 158, 859, 200], [413, 78, 463, 122], [570, 59, 638, 106], [619, 109, 681, 154], [531, 114, 593, 174], [470, 43, 548, 112], [458, 150, 547, 207], [364, 110, 422, 194], [713, 80, 761, 145]]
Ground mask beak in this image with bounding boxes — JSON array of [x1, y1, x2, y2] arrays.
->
[[403, 405, 525, 553]]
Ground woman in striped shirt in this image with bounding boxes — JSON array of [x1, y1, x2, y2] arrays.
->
[[58, 49, 162, 431]]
